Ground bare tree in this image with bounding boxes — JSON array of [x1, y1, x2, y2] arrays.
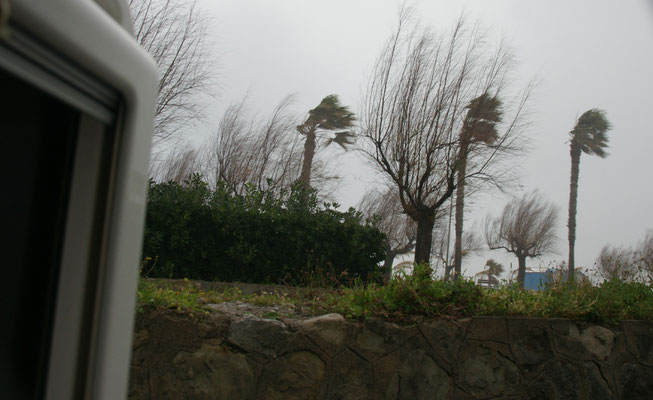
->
[[129, 0, 213, 148], [598, 230, 653, 283], [358, 187, 417, 279], [202, 94, 339, 197], [596, 245, 638, 282], [485, 191, 559, 288], [438, 229, 482, 280], [205, 95, 302, 194], [360, 12, 530, 267], [152, 142, 201, 183], [634, 230, 653, 283]]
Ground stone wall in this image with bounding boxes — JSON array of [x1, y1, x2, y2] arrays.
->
[[129, 308, 653, 399]]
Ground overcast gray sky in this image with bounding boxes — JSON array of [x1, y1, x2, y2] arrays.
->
[[193, 0, 653, 278]]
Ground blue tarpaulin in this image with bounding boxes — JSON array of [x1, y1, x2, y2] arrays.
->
[[523, 272, 550, 291]]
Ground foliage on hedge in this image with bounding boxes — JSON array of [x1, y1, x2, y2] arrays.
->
[[142, 175, 386, 284]]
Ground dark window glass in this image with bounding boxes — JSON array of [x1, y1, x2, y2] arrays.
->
[[0, 67, 80, 399]]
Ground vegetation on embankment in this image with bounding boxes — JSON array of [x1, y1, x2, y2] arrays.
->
[[137, 264, 653, 324]]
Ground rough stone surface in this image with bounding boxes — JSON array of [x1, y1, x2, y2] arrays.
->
[[619, 363, 653, 399], [326, 349, 371, 400], [129, 308, 653, 399], [526, 360, 583, 399], [373, 335, 452, 399], [385, 348, 451, 399], [260, 350, 326, 399], [507, 318, 554, 378], [227, 316, 292, 358], [172, 340, 255, 399], [300, 313, 349, 356], [578, 325, 615, 361], [456, 343, 520, 398], [623, 320, 653, 366]]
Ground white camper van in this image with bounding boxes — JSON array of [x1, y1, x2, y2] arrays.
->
[[0, 0, 158, 399]]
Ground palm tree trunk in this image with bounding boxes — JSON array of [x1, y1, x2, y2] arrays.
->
[[568, 142, 581, 282], [299, 129, 316, 188], [517, 253, 527, 289], [414, 216, 435, 270], [453, 147, 468, 281]]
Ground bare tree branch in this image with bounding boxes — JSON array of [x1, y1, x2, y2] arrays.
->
[[202, 94, 303, 195], [129, 0, 215, 149], [485, 190, 559, 287], [360, 11, 530, 266], [596, 245, 638, 282], [358, 187, 417, 278]]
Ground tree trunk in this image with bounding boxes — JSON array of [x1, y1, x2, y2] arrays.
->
[[517, 253, 527, 289], [299, 129, 316, 188], [414, 216, 435, 269], [453, 146, 468, 281], [382, 244, 396, 281], [568, 143, 581, 282], [443, 264, 453, 281]]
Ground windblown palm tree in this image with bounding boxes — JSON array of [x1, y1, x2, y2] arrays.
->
[[296, 95, 355, 189], [568, 109, 611, 281], [453, 93, 503, 279], [485, 259, 505, 285]]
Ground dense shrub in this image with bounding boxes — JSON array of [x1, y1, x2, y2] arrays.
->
[[142, 175, 386, 284]]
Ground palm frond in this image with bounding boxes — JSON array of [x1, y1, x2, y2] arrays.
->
[[570, 108, 611, 157], [325, 131, 356, 150]]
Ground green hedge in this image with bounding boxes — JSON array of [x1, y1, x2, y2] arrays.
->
[[142, 175, 386, 284]]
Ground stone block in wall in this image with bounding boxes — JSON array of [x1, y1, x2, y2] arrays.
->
[[550, 319, 589, 360], [227, 316, 294, 359], [454, 341, 520, 398], [466, 316, 508, 343], [258, 350, 327, 400], [578, 325, 615, 361], [349, 318, 418, 362], [580, 360, 615, 400], [525, 360, 583, 400], [325, 349, 372, 400], [300, 313, 350, 357], [618, 363, 653, 399], [418, 319, 467, 368], [622, 320, 653, 366], [374, 335, 452, 400], [171, 339, 257, 399], [506, 317, 554, 379]]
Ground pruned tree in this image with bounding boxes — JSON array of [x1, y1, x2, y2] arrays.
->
[[358, 187, 417, 279], [129, 0, 213, 148], [485, 191, 559, 288], [204, 94, 306, 195], [596, 245, 637, 282], [567, 109, 611, 281], [296, 95, 356, 189], [360, 12, 530, 267]]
